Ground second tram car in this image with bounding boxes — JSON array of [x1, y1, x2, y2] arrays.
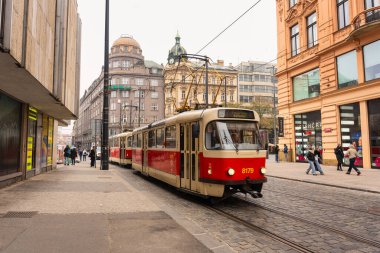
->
[[131, 108, 267, 199], [109, 132, 133, 166]]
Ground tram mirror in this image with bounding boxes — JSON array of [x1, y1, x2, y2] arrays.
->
[[192, 124, 199, 138]]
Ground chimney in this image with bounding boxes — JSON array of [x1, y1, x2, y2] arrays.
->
[[217, 60, 224, 66]]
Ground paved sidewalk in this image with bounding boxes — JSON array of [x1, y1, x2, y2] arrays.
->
[[0, 163, 212, 253], [266, 155, 380, 194]]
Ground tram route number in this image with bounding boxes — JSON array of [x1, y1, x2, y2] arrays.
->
[[242, 168, 254, 174]]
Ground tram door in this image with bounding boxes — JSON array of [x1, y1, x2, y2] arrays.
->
[[142, 132, 149, 174], [180, 122, 199, 192], [120, 137, 125, 163]]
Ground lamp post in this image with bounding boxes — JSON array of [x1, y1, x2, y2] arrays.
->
[[267, 65, 277, 145], [118, 99, 122, 133], [101, 0, 110, 170]]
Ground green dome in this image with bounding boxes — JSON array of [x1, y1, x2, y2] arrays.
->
[[168, 32, 187, 64]]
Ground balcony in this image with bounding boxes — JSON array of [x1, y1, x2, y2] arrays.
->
[[349, 6, 380, 40]]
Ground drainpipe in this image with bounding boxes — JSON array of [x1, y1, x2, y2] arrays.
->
[[21, 0, 29, 67]]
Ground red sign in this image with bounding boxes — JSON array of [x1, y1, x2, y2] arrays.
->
[[324, 128, 332, 133]]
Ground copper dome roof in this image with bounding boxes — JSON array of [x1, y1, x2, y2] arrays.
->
[[112, 35, 141, 48]]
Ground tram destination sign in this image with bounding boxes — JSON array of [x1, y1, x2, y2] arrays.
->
[[218, 109, 255, 119]]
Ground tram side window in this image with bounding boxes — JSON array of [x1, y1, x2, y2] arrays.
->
[[127, 136, 132, 148], [137, 134, 142, 148], [165, 125, 176, 149], [156, 128, 165, 148], [132, 135, 137, 148], [148, 130, 156, 148], [205, 122, 221, 149], [114, 138, 120, 148]]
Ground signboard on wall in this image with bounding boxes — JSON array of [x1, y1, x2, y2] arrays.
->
[[278, 117, 284, 137]]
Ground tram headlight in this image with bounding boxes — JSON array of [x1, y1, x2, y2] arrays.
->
[[260, 167, 267, 175], [227, 168, 235, 176]]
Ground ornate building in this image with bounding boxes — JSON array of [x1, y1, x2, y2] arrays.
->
[[164, 33, 238, 117], [276, 0, 380, 168], [74, 35, 164, 150]]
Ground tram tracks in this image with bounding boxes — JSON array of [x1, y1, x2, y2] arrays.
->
[[235, 195, 380, 249], [264, 188, 380, 216], [202, 203, 316, 253]]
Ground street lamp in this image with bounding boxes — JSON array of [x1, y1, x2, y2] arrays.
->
[[267, 65, 277, 145], [117, 99, 123, 133]]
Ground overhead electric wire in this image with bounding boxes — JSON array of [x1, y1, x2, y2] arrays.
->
[[196, 0, 263, 54]]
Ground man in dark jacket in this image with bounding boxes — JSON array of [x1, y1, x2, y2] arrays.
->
[[71, 147, 77, 165], [274, 145, 280, 163], [334, 144, 344, 171], [89, 147, 96, 167], [64, 145, 71, 166], [305, 149, 317, 175]]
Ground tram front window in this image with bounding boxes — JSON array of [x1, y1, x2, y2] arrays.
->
[[205, 121, 261, 150]]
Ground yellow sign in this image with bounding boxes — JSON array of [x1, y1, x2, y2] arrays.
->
[[27, 137, 33, 170]]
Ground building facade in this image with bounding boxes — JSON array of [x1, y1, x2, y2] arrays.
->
[[73, 35, 165, 150], [164, 34, 238, 117], [276, 0, 380, 168], [0, 0, 81, 186]]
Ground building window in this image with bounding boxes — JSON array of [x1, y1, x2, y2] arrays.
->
[[112, 61, 120, 68], [365, 0, 380, 23], [290, 24, 300, 56], [294, 111, 322, 162], [203, 92, 206, 101], [181, 90, 186, 99], [293, 68, 320, 101], [221, 93, 225, 101], [136, 79, 144, 86], [151, 80, 158, 86], [110, 103, 116, 110], [152, 68, 157, 74], [363, 40, 380, 82], [368, 98, 380, 168], [307, 12, 318, 48], [151, 104, 158, 111], [337, 50, 358, 88], [337, 0, 350, 29], [212, 92, 216, 101], [339, 103, 362, 167], [212, 77, 216, 84], [122, 91, 129, 97], [150, 92, 158, 99], [121, 78, 129, 84], [289, 0, 298, 8], [111, 91, 117, 98], [230, 92, 234, 102], [182, 75, 186, 82]]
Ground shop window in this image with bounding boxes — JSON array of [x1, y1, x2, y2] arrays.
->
[[363, 40, 380, 82], [368, 98, 380, 168], [41, 115, 49, 168], [293, 68, 320, 101], [337, 51, 358, 88], [294, 111, 322, 162], [339, 103, 362, 167]]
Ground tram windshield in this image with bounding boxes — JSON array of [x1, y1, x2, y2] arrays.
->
[[205, 121, 262, 150]]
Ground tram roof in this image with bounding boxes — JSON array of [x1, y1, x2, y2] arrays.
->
[[110, 131, 132, 139], [133, 108, 259, 133]]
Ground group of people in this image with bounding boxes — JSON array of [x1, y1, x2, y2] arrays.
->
[[63, 145, 97, 167], [334, 144, 361, 175]]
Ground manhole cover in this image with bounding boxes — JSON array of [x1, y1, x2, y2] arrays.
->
[[2, 211, 38, 218]]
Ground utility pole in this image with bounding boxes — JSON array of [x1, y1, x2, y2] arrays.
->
[[101, 0, 109, 170], [224, 76, 227, 107], [205, 58, 209, 108], [138, 87, 141, 127], [268, 65, 277, 145]]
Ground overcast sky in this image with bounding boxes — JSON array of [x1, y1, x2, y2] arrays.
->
[[77, 0, 277, 96]]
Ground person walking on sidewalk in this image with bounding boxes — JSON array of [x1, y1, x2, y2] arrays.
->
[[314, 146, 324, 175], [82, 149, 88, 161], [71, 147, 77, 165], [64, 145, 71, 166], [79, 149, 83, 161], [283, 144, 288, 162], [274, 145, 280, 163], [306, 148, 317, 175], [334, 144, 344, 171], [346, 145, 361, 175], [89, 147, 96, 167]]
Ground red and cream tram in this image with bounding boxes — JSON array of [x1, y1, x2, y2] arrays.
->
[[109, 131, 133, 166], [132, 108, 267, 199]]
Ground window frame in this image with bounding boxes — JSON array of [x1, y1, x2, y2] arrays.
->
[[336, 50, 358, 88], [290, 24, 300, 56], [337, 0, 350, 29], [307, 12, 318, 48]]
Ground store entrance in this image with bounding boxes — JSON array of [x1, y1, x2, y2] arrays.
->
[[294, 111, 322, 163]]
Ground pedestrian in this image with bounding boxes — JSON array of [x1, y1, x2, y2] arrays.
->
[[71, 147, 77, 165], [346, 145, 361, 175], [64, 145, 71, 165], [283, 144, 288, 162], [89, 147, 96, 167], [334, 144, 344, 171], [314, 146, 324, 175], [305, 148, 317, 176], [82, 149, 87, 161], [274, 145, 279, 163], [79, 149, 83, 161]]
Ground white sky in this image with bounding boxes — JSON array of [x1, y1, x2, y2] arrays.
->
[[77, 0, 277, 96]]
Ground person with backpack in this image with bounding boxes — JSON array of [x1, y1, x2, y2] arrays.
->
[[283, 144, 288, 162], [306, 148, 317, 175], [314, 146, 324, 175], [82, 149, 88, 161], [64, 145, 71, 166]]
